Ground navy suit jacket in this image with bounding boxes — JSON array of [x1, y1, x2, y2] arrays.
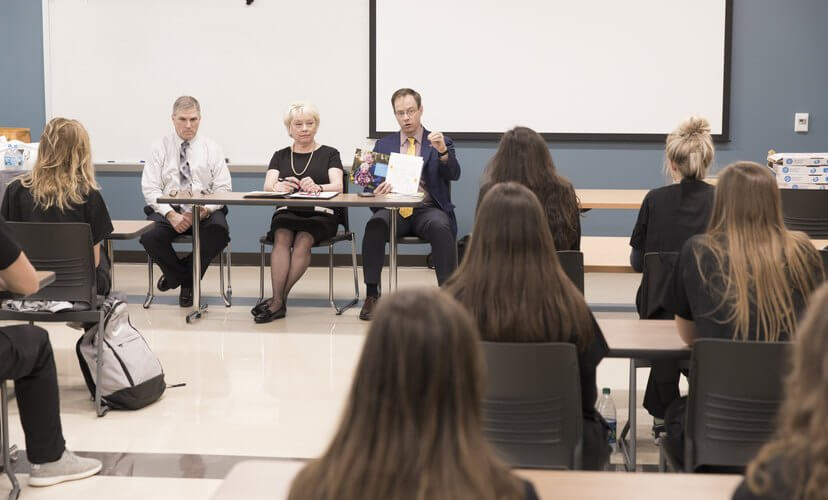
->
[[372, 128, 461, 235]]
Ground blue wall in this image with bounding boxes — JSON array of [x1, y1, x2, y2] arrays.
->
[[3, 0, 827, 254]]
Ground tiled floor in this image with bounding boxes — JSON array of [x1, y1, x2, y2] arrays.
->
[[1, 264, 670, 499]]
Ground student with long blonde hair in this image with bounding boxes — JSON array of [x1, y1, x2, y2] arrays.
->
[[287, 288, 538, 500], [630, 116, 716, 440], [734, 283, 828, 500], [661, 161, 824, 469], [445, 182, 611, 470], [1, 117, 113, 295]]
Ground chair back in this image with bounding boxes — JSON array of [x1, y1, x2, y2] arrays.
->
[[685, 339, 790, 472], [638, 252, 679, 319], [481, 341, 583, 470], [820, 248, 828, 273], [779, 189, 828, 238], [6, 222, 96, 305], [556, 250, 584, 294]]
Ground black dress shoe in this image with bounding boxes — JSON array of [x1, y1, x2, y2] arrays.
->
[[179, 286, 194, 308], [251, 300, 270, 317], [157, 275, 178, 292], [254, 302, 286, 323], [359, 295, 379, 321]]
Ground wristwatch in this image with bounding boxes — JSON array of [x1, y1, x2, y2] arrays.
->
[[438, 149, 449, 157]]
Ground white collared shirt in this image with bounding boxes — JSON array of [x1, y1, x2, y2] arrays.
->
[[141, 133, 232, 216]]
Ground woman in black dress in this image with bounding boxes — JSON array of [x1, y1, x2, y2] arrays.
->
[[252, 102, 344, 323]]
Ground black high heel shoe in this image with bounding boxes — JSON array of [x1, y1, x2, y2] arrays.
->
[[254, 302, 287, 323]]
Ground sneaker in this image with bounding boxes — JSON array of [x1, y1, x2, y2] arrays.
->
[[28, 450, 103, 487]]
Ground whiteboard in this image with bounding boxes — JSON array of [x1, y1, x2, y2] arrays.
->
[[43, 0, 371, 164], [373, 0, 731, 140]]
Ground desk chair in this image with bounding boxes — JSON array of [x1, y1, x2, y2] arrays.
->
[[820, 248, 828, 273], [557, 251, 584, 294], [638, 252, 679, 319], [662, 339, 790, 472], [481, 342, 583, 470], [1, 381, 20, 500], [780, 189, 828, 238], [143, 237, 232, 309], [258, 198, 359, 315], [0, 223, 108, 417]]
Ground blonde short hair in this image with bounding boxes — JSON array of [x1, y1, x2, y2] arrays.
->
[[283, 102, 320, 133], [664, 116, 715, 180]]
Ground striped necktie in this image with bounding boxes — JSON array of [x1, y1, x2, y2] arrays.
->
[[399, 137, 415, 218], [179, 140, 192, 212]]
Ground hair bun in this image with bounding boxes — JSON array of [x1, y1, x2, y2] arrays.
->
[[677, 116, 711, 137]]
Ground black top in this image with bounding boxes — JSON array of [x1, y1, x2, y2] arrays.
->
[[0, 216, 22, 270], [630, 179, 714, 271], [268, 145, 343, 186], [662, 235, 815, 341], [1, 179, 113, 245], [732, 457, 803, 500], [578, 313, 610, 417]]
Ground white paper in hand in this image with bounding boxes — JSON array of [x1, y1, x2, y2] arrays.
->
[[387, 153, 424, 195]]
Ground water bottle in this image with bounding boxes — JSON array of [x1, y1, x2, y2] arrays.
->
[[596, 387, 617, 453]]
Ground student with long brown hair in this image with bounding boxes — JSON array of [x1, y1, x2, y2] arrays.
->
[[734, 283, 828, 500], [1, 117, 113, 296], [630, 116, 716, 441], [287, 288, 537, 500], [479, 126, 581, 250], [445, 182, 611, 470], [661, 161, 824, 469]]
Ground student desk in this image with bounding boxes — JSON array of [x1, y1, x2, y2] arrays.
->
[[156, 192, 423, 323], [106, 220, 155, 288], [0, 271, 56, 299], [597, 318, 689, 471], [209, 459, 742, 500], [576, 189, 648, 210]]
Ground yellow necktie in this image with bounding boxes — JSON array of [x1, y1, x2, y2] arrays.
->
[[399, 137, 415, 218]]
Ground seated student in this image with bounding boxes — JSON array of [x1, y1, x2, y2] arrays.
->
[[287, 288, 538, 500], [629, 116, 716, 440], [445, 182, 611, 470], [479, 126, 581, 250], [0, 216, 102, 486], [733, 283, 828, 500], [661, 161, 824, 470], [1, 117, 113, 296]]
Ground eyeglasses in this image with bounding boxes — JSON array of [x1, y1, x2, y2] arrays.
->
[[394, 108, 420, 118]]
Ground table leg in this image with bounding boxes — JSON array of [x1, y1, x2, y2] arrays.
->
[[389, 208, 398, 291], [187, 205, 207, 323], [107, 240, 115, 288]]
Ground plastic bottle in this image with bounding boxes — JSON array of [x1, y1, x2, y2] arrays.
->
[[596, 387, 617, 453]]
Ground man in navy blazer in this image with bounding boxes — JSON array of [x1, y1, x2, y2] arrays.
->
[[359, 88, 461, 320]]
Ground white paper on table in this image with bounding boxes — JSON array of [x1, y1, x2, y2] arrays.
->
[[387, 153, 424, 195]]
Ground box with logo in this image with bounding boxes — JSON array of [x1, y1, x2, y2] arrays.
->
[[775, 165, 828, 175], [776, 174, 828, 184], [768, 153, 828, 167], [777, 182, 828, 190]]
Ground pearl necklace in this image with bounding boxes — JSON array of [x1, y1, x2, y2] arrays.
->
[[290, 144, 316, 176]]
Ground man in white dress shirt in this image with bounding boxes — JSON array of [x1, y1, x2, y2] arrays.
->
[[140, 96, 232, 307]]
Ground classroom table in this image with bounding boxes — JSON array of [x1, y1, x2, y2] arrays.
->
[[576, 189, 648, 210], [597, 318, 689, 471], [0, 271, 56, 299], [156, 192, 423, 323], [106, 220, 155, 288], [209, 459, 742, 500]]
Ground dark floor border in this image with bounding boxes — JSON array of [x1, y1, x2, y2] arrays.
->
[[2, 451, 657, 479], [114, 250, 431, 268]]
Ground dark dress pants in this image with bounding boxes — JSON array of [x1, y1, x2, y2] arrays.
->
[[643, 359, 683, 419], [0, 325, 65, 464], [362, 207, 457, 287], [139, 208, 230, 288]]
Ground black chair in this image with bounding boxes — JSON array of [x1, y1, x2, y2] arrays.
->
[[143, 237, 232, 309], [820, 248, 828, 272], [663, 339, 790, 472], [557, 250, 584, 294], [1, 381, 20, 500], [779, 189, 828, 238], [637, 252, 679, 319], [258, 186, 358, 314], [0, 223, 108, 417], [481, 342, 583, 470]]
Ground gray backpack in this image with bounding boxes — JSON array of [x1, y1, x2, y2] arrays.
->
[[75, 297, 166, 410]]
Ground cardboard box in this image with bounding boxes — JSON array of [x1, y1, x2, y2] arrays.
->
[[777, 182, 828, 190], [777, 174, 828, 184], [776, 165, 828, 175], [768, 153, 828, 166]]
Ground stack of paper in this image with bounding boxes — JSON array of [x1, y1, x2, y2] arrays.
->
[[767, 153, 828, 190]]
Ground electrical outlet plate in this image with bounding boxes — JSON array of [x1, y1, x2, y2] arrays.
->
[[795, 113, 809, 133]]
